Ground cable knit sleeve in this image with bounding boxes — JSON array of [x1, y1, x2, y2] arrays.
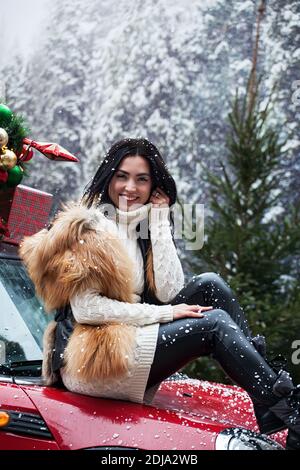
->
[[149, 207, 185, 303], [70, 289, 174, 326]]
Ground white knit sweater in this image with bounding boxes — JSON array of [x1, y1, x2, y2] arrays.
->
[[60, 203, 185, 403]]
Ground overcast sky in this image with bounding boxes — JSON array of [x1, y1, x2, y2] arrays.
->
[[1, 0, 49, 67]]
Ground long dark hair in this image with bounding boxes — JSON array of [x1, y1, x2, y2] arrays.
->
[[83, 138, 177, 208]]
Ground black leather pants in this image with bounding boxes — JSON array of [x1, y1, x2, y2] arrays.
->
[[146, 273, 278, 406]]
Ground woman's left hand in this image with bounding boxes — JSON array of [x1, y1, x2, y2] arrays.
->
[[149, 188, 170, 208]]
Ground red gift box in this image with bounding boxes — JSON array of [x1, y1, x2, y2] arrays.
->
[[0, 185, 53, 245]]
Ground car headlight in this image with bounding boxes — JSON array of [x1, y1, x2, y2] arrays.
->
[[215, 428, 284, 450]]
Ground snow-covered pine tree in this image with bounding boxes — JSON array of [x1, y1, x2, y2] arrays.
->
[[1, 0, 298, 218], [188, 1, 300, 382], [81, 0, 257, 205], [262, 0, 300, 210]]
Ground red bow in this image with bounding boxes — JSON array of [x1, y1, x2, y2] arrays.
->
[[23, 138, 79, 162]]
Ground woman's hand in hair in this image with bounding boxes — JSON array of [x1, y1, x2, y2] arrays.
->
[[150, 188, 170, 208], [172, 304, 213, 320]]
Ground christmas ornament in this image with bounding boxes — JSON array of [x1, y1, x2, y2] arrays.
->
[[0, 170, 8, 184], [6, 165, 23, 187], [0, 128, 9, 147], [0, 149, 17, 170], [19, 144, 34, 162], [0, 104, 13, 125], [0, 103, 79, 196], [23, 138, 79, 162]]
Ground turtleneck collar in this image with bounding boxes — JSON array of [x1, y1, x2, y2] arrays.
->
[[115, 203, 151, 231]]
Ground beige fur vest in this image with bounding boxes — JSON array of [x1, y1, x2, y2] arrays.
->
[[19, 205, 136, 385]]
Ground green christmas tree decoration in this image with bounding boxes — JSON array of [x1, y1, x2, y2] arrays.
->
[[0, 102, 30, 190], [7, 165, 24, 187], [0, 104, 13, 126], [0, 104, 30, 156]]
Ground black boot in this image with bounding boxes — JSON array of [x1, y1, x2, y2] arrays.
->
[[286, 431, 300, 450], [253, 401, 286, 435], [269, 370, 300, 450], [251, 335, 285, 434]]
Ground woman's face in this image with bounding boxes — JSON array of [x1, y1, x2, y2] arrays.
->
[[108, 155, 152, 211]]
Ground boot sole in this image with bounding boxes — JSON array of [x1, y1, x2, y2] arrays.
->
[[260, 422, 286, 435], [258, 410, 286, 435]]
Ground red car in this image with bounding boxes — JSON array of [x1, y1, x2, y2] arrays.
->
[[0, 241, 287, 451]]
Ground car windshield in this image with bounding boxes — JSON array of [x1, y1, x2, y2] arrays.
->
[[0, 258, 50, 365]]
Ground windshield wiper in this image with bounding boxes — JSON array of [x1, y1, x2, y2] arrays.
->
[[0, 360, 42, 377]]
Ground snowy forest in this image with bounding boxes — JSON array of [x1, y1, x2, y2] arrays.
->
[[1, 0, 300, 382]]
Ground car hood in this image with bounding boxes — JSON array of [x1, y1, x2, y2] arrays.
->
[[153, 378, 256, 428], [22, 378, 286, 450]]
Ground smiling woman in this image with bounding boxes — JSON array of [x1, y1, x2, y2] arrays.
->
[[19, 137, 300, 450], [108, 156, 152, 211]]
